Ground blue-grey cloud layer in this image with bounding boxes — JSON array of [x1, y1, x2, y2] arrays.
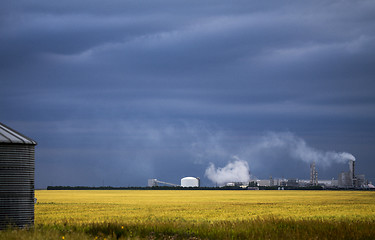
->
[[1, 1, 375, 187]]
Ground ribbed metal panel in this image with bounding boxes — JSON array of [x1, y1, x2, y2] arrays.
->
[[0, 144, 35, 229], [0, 122, 37, 145]]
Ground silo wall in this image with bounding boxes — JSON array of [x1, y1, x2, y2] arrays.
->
[[0, 144, 35, 229]]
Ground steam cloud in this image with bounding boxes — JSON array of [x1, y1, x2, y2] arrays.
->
[[205, 156, 250, 185], [253, 132, 356, 166], [204, 132, 356, 184]]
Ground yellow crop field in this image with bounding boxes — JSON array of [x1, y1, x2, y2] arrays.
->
[[2, 190, 375, 239], [35, 190, 375, 224]]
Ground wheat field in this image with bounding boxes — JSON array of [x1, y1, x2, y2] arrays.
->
[[35, 190, 375, 223], [1, 190, 375, 239]]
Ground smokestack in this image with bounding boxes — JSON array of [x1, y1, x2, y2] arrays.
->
[[349, 159, 356, 187], [349, 160, 355, 180]]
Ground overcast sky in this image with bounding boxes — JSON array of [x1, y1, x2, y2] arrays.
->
[[1, 1, 375, 188]]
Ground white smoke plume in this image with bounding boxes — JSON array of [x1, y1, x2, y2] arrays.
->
[[205, 156, 250, 185], [247, 132, 355, 167], [204, 132, 356, 184]]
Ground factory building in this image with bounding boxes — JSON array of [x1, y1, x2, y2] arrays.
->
[[256, 179, 271, 187], [286, 179, 299, 187], [0, 122, 37, 229], [256, 176, 275, 187], [256, 178, 283, 187], [148, 179, 157, 187], [338, 160, 367, 188], [356, 174, 366, 187], [338, 172, 353, 188]]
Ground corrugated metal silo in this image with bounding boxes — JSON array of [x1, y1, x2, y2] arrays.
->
[[0, 122, 37, 229]]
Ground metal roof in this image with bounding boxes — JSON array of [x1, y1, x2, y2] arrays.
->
[[0, 122, 37, 145]]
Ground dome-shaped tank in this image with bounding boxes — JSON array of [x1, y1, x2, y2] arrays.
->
[[0, 122, 37, 229], [181, 177, 200, 187]]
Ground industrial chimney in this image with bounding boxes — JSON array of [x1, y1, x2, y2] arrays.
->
[[349, 160, 355, 180], [348, 159, 356, 187]]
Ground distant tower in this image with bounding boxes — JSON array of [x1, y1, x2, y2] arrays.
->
[[349, 160, 355, 187], [310, 162, 318, 186], [349, 160, 355, 179]]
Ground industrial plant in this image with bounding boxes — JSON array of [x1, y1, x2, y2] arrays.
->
[[148, 159, 373, 190], [248, 159, 372, 189]]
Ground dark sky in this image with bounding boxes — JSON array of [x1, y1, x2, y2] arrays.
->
[[1, 1, 375, 188]]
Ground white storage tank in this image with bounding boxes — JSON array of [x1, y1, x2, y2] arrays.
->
[[181, 177, 200, 187]]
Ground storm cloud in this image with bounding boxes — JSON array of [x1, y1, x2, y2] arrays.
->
[[1, 1, 375, 187]]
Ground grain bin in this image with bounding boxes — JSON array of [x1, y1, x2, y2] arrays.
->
[[0, 122, 37, 229]]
